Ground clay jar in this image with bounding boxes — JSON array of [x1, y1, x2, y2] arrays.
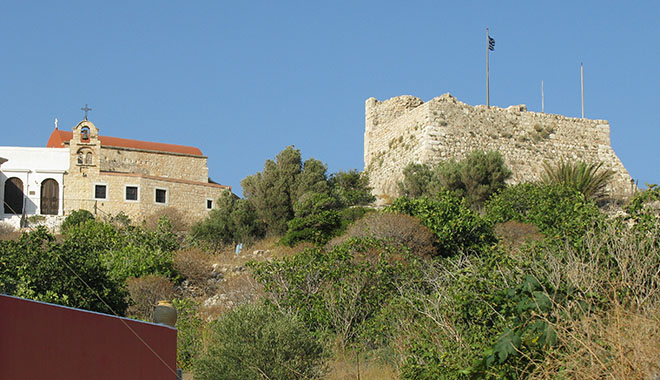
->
[[153, 300, 177, 328]]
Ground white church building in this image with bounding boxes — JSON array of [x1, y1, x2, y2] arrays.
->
[[0, 147, 69, 228]]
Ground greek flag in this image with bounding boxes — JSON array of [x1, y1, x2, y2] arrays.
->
[[488, 35, 495, 51]]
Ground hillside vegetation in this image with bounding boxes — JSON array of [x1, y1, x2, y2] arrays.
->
[[1, 148, 659, 380]]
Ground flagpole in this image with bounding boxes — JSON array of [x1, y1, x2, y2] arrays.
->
[[581, 63, 584, 118], [487, 28, 490, 108], [486, 28, 490, 108], [542, 80, 545, 113]]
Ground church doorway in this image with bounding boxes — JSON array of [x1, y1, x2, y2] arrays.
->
[[40, 179, 59, 215], [4, 177, 24, 215]]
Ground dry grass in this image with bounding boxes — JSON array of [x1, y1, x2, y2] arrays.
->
[[494, 221, 543, 250], [126, 274, 175, 321], [532, 306, 660, 380], [526, 222, 660, 379], [174, 248, 214, 288], [327, 212, 437, 258], [143, 206, 190, 233], [0, 222, 20, 241], [199, 272, 263, 321], [324, 349, 399, 380]]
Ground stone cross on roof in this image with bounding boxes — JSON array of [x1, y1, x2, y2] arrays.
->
[[81, 104, 92, 120]]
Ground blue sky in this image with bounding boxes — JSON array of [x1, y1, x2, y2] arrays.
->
[[2, 1, 658, 194]]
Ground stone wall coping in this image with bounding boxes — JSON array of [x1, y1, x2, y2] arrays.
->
[[100, 171, 230, 190]]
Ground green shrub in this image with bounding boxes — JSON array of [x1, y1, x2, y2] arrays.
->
[[486, 183, 603, 242], [60, 209, 95, 233], [281, 192, 341, 246], [190, 192, 265, 250], [194, 302, 325, 380], [63, 218, 179, 282], [398, 163, 435, 198], [250, 238, 419, 347], [435, 150, 512, 208], [173, 298, 204, 371], [0, 226, 128, 315], [387, 191, 496, 256], [398, 151, 511, 209], [329, 169, 375, 207]]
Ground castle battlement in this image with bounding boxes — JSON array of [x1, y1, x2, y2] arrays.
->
[[364, 93, 633, 201]]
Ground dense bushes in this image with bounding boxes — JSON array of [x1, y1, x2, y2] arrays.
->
[[250, 238, 421, 347], [194, 302, 326, 380], [63, 216, 180, 282], [399, 150, 511, 208], [485, 183, 603, 241], [0, 226, 128, 315], [388, 190, 496, 256], [327, 211, 437, 258]]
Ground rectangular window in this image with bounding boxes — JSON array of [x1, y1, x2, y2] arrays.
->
[[155, 188, 167, 204], [206, 199, 213, 209], [94, 184, 107, 200], [125, 186, 139, 201]]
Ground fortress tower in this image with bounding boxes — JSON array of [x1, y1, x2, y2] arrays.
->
[[364, 93, 633, 202]]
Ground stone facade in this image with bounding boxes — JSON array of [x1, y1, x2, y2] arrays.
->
[[55, 120, 230, 224], [364, 93, 634, 201]]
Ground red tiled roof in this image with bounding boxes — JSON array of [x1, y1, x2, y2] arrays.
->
[[47, 129, 203, 156]]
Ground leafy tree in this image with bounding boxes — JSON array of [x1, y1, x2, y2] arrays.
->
[[242, 146, 303, 235], [541, 160, 614, 200], [0, 227, 128, 315], [190, 192, 264, 249], [329, 169, 375, 207], [388, 191, 496, 256], [194, 302, 325, 380], [437, 150, 511, 208], [398, 163, 435, 198], [293, 158, 330, 202], [399, 151, 511, 209], [281, 192, 340, 246]]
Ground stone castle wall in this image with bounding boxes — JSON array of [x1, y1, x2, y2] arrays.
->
[[364, 93, 634, 201]]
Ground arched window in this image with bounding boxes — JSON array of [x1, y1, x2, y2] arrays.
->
[[40, 179, 59, 215], [4, 177, 24, 214]]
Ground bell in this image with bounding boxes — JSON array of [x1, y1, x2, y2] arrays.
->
[[153, 300, 177, 328]]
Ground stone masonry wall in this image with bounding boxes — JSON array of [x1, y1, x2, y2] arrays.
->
[[364, 93, 634, 201], [63, 119, 228, 224], [63, 172, 228, 224], [100, 147, 208, 183]]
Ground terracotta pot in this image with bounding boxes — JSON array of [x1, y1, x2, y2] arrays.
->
[[153, 300, 177, 328]]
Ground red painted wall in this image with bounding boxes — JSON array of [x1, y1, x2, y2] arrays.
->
[[0, 294, 177, 380]]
